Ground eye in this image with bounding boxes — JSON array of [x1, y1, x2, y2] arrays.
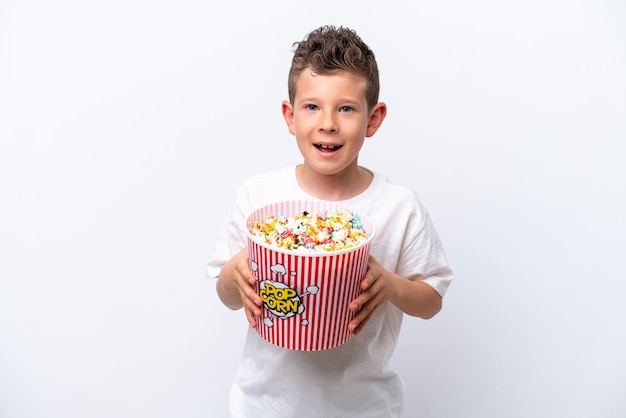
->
[[305, 104, 318, 111], [339, 106, 353, 113]]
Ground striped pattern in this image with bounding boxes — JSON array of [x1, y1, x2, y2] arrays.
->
[[246, 200, 374, 351]]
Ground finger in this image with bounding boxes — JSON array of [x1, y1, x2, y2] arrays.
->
[[362, 266, 384, 290], [354, 312, 373, 334], [349, 294, 366, 311], [349, 309, 371, 334], [241, 282, 262, 308], [350, 305, 377, 334], [240, 286, 262, 318], [349, 292, 384, 332], [237, 264, 256, 287], [244, 306, 257, 328], [351, 300, 374, 327], [360, 271, 375, 290], [349, 279, 378, 311]]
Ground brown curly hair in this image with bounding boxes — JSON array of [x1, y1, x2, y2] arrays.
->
[[287, 25, 380, 110]]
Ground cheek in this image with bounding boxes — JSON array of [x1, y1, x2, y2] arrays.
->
[[293, 117, 314, 133], [289, 114, 305, 135], [347, 121, 368, 138]]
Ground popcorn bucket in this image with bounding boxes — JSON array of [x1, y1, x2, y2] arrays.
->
[[245, 200, 375, 351]]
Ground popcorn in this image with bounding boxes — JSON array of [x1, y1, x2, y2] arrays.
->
[[249, 209, 370, 252], [246, 201, 375, 350]]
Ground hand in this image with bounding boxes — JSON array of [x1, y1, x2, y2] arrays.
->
[[348, 256, 392, 334], [216, 248, 263, 328], [347, 256, 444, 333]]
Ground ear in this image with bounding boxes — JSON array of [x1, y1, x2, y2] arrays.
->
[[282, 100, 296, 135], [365, 102, 387, 137]]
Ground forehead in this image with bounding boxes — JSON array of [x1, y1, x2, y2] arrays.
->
[[294, 69, 367, 98]]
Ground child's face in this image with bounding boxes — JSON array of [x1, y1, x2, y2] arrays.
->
[[282, 69, 385, 178]]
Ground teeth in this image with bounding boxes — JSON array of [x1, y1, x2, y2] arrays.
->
[[319, 144, 338, 149]]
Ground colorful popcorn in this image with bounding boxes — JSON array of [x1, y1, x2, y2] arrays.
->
[[249, 209, 370, 252]]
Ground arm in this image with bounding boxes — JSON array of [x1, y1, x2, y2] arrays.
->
[[348, 256, 442, 334], [215, 248, 263, 327]]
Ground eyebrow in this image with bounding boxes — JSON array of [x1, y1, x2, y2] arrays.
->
[[297, 97, 364, 107]]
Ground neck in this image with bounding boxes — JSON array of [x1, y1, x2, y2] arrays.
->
[[295, 164, 373, 201]]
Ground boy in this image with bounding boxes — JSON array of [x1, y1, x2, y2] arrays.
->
[[207, 25, 453, 417]]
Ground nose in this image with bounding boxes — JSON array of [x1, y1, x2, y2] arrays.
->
[[319, 110, 338, 133]]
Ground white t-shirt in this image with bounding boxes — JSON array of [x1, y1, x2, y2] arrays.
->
[[207, 166, 453, 418]]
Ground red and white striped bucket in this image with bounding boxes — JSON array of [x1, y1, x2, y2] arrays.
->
[[246, 200, 375, 351]]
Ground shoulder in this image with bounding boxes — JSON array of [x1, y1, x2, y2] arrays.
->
[[353, 170, 432, 236], [239, 166, 292, 189], [235, 166, 295, 197], [233, 166, 299, 213], [368, 171, 426, 212]]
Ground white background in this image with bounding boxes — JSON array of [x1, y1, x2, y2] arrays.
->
[[1, 1, 625, 417]]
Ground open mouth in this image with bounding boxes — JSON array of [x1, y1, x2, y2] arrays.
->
[[314, 144, 343, 152]]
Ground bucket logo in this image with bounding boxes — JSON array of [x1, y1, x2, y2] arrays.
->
[[250, 260, 319, 328]]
